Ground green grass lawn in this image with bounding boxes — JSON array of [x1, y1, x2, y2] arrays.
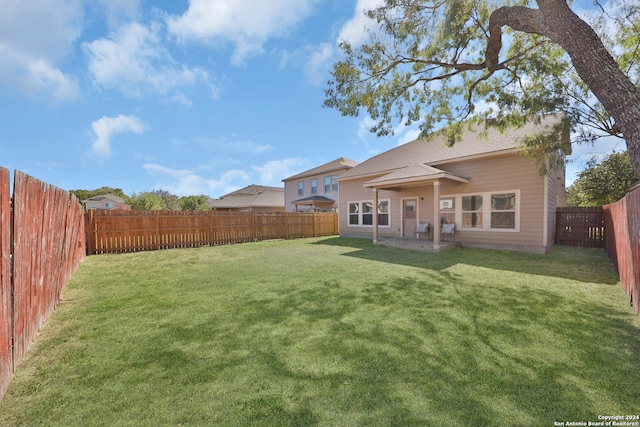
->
[[1, 237, 639, 426]]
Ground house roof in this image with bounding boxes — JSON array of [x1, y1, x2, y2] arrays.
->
[[364, 164, 470, 189], [282, 157, 359, 182], [207, 184, 284, 209], [82, 194, 127, 204], [340, 115, 567, 181]]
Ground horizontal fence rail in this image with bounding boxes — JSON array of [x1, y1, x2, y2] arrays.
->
[[556, 207, 605, 248], [86, 210, 339, 255]]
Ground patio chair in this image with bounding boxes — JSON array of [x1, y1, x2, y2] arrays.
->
[[441, 222, 455, 241], [415, 222, 431, 240]]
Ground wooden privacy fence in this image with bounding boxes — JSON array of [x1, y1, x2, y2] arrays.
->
[[555, 207, 605, 248], [86, 210, 339, 255], [0, 169, 86, 401], [603, 184, 640, 316]]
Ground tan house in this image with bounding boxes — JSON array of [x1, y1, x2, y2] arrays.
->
[[282, 157, 359, 212], [207, 185, 285, 212], [82, 194, 130, 210], [338, 116, 569, 254]]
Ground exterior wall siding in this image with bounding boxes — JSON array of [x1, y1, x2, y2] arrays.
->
[[340, 153, 556, 253]]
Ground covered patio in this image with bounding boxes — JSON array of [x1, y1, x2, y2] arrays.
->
[[364, 163, 469, 251]]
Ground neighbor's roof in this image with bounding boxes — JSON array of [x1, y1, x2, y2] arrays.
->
[[340, 115, 568, 181], [82, 194, 127, 204], [207, 184, 284, 209], [282, 157, 359, 181]]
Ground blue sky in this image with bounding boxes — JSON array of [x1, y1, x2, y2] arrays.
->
[[0, 0, 625, 198]]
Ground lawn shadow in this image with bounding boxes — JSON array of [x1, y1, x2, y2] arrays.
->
[[313, 236, 620, 285]]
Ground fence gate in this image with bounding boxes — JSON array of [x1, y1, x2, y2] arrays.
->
[[556, 207, 605, 248]]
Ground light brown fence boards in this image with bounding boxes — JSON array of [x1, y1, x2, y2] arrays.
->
[[87, 210, 338, 254]]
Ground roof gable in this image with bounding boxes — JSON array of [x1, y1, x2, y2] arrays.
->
[[283, 157, 359, 181]]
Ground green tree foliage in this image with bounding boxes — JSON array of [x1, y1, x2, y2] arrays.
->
[[154, 190, 181, 210], [325, 0, 640, 176], [566, 151, 639, 206], [179, 195, 210, 211], [129, 191, 165, 210]]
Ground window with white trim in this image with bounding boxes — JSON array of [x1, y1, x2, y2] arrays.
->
[[324, 175, 339, 192], [491, 193, 516, 229], [462, 195, 483, 228], [311, 179, 317, 194], [442, 190, 520, 231], [348, 200, 390, 227], [298, 181, 304, 196]]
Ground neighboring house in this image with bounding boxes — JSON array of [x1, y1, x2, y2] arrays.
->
[[207, 185, 284, 212], [282, 157, 359, 212], [82, 194, 130, 211], [338, 115, 569, 254]]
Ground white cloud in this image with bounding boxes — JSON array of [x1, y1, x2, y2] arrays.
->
[[0, 0, 83, 101], [304, 42, 334, 86], [166, 0, 320, 65], [338, 0, 385, 46], [252, 158, 307, 185], [84, 22, 212, 100], [91, 114, 148, 157], [143, 163, 251, 196]]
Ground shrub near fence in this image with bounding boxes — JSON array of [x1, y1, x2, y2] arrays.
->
[[86, 210, 339, 255], [0, 169, 86, 401]]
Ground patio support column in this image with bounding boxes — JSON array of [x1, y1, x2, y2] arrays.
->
[[372, 187, 379, 243], [433, 180, 441, 250]]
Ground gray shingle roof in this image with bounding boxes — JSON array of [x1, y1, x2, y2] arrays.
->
[[340, 115, 566, 181], [282, 157, 359, 181], [207, 184, 284, 209]]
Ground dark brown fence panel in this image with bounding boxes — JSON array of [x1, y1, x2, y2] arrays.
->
[[87, 210, 339, 254], [10, 171, 86, 382], [604, 186, 640, 316], [556, 207, 605, 248], [0, 167, 11, 400]]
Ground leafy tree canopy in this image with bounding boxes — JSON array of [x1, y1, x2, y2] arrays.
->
[[128, 191, 165, 211], [567, 151, 639, 206], [179, 195, 210, 211], [324, 0, 640, 175]]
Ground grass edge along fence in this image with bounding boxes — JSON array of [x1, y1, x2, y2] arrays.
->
[[603, 183, 640, 316], [0, 169, 86, 402], [86, 210, 339, 255]]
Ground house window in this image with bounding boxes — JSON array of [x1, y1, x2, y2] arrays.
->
[[324, 176, 331, 193], [348, 202, 359, 225], [491, 193, 516, 229], [298, 181, 304, 196], [462, 195, 483, 228], [378, 200, 389, 226], [325, 175, 339, 192], [439, 197, 455, 224], [311, 179, 317, 194], [348, 200, 390, 227], [444, 190, 519, 231]]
